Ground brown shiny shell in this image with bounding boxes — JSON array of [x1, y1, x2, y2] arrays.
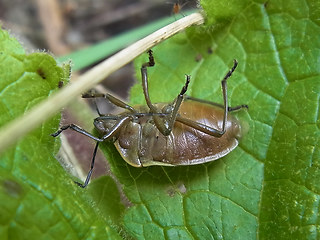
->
[[99, 100, 242, 167]]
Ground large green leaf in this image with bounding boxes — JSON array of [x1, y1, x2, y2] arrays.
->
[[100, 0, 319, 239], [0, 28, 122, 239], [1, 0, 319, 239]]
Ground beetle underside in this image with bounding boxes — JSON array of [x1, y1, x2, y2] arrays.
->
[[52, 50, 248, 187], [95, 101, 242, 167]]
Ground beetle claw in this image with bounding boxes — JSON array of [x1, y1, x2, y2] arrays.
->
[[74, 181, 86, 188], [51, 131, 61, 137]]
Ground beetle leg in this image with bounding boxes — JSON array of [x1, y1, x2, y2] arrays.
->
[[82, 92, 136, 113], [52, 116, 131, 141], [228, 104, 249, 111], [100, 116, 132, 140], [141, 50, 190, 136], [163, 75, 190, 134], [76, 116, 132, 187], [51, 124, 102, 141], [74, 141, 99, 188], [95, 115, 123, 121], [141, 50, 170, 135], [221, 59, 238, 133], [52, 116, 131, 188], [175, 60, 243, 137], [141, 50, 156, 110], [176, 116, 225, 137], [184, 95, 248, 112]]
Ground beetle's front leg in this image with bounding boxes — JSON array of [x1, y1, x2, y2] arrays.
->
[[51, 124, 102, 142], [74, 142, 100, 188], [52, 116, 132, 188]]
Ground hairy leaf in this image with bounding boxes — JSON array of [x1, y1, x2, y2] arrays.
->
[[0, 28, 122, 240]]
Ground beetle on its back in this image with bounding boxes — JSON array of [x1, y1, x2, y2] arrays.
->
[[52, 50, 248, 187]]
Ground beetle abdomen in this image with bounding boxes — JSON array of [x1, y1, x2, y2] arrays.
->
[[115, 101, 242, 167]]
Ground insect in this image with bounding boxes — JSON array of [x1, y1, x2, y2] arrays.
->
[[172, 2, 183, 15], [52, 50, 248, 188], [169, 1, 188, 17]]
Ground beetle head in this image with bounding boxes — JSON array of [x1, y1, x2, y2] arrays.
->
[[94, 117, 120, 141]]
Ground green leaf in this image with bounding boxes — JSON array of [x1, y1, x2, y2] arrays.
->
[[0, 28, 122, 239], [101, 0, 319, 239], [3, 0, 319, 238]]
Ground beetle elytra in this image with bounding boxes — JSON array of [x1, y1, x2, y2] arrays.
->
[[52, 50, 248, 187]]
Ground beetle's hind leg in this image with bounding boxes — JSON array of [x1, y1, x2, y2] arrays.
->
[[176, 60, 247, 137], [184, 95, 248, 112], [176, 115, 225, 137], [228, 104, 248, 112]]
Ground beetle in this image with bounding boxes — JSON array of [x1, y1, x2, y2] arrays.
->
[[52, 50, 248, 187]]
